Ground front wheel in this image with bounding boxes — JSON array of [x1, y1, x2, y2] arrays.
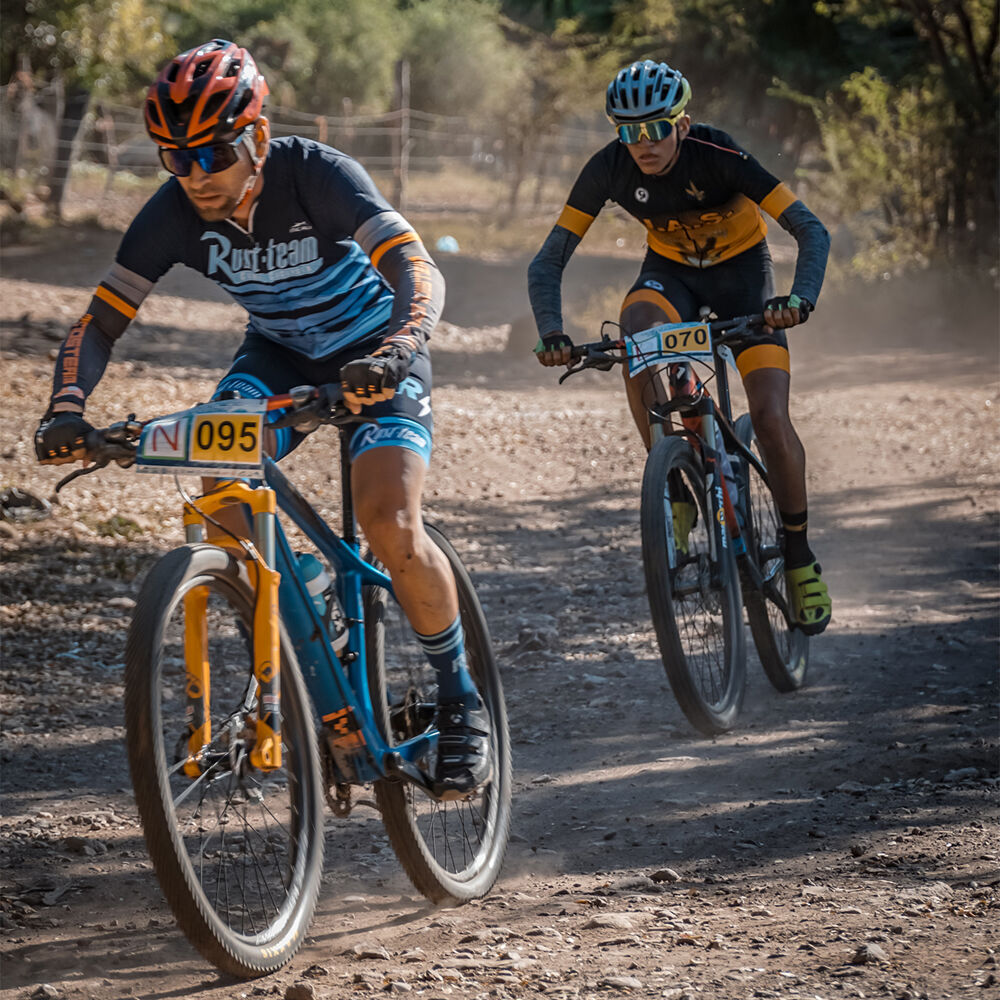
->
[[640, 436, 746, 735], [124, 544, 324, 978], [733, 414, 809, 691], [365, 523, 512, 903]]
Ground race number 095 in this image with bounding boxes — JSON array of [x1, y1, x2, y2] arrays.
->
[[191, 415, 261, 462]]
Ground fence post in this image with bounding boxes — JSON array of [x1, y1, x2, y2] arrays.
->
[[392, 59, 410, 211]]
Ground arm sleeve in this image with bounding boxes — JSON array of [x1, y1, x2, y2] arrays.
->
[[354, 210, 445, 357], [711, 134, 831, 306], [48, 188, 180, 412], [526, 149, 609, 335], [48, 261, 160, 413], [773, 200, 830, 306], [527, 225, 583, 337]]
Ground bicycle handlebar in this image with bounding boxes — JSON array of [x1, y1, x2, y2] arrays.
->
[[54, 384, 367, 492], [558, 313, 767, 383]]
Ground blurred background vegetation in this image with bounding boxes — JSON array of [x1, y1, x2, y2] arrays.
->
[[1, 0, 997, 281]]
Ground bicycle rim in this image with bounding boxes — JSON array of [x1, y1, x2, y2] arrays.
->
[[641, 436, 746, 735], [124, 545, 323, 977], [366, 525, 511, 903], [734, 415, 809, 691]]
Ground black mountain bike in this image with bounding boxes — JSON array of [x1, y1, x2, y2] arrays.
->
[[559, 314, 808, 736]]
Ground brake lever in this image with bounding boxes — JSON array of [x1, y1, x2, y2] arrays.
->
[[55, 460, 109, 493]]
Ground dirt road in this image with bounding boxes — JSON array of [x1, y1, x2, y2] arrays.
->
[[1, 225, 998, 1000]]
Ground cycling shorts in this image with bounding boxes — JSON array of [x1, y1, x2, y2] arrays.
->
[[623, 240, 790, 377], [214, 334, 434, 465]]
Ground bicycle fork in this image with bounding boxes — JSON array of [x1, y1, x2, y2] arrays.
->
[[664, 363, 746, 580], [181, 481, 283, 776]]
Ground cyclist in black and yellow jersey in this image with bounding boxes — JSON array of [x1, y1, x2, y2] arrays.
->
[[529, 59, 831, 635]]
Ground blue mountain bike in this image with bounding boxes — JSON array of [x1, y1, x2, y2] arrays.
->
[[56, 385, 512, 977]]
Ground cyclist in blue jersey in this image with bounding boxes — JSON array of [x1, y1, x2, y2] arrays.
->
[[529, 60, 832, 636], [34, 39, 490, 798]]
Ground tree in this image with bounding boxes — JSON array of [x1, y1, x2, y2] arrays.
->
[[3, 0, 171, 218]]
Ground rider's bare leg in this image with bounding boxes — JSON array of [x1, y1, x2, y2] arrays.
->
[[619, 299, 673, 451], [740, 367, 807, 514], [353, 444, 490, 795], [350, 445, 458, 634]]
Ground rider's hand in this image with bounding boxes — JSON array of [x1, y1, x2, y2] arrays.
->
[[534, 331, 574, 367], [341, 343, 411, 415], [35, 411, 94, 465], [763, 294, 813, 333]]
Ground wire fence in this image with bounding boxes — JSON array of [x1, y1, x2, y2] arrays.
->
[[0, 81, 609, 217]]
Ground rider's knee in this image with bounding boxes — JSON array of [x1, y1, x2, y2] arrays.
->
[[748, 400, 792, 445], [358, 504, 423, 563]]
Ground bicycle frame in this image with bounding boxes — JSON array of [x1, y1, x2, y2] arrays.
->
[[179, 429, 437, 795], [649, 346, 774, 598]]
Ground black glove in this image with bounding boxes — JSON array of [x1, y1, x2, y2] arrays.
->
[[763, 294, 813, 324], [341, 344, 411, 406], [534, 332, 574, 355], [35, 411, 94, 463]]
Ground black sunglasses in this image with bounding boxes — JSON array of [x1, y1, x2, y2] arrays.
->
[[158, 129, 251, 177]]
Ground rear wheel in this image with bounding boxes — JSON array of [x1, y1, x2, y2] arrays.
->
[[365, 523, 511, 903], [640, 436, 746, 735], [124, 544, 324, 978], [733, 414, 809, 691]]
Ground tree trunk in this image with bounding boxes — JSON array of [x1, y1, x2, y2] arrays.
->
[[47, 83, 90, 221]]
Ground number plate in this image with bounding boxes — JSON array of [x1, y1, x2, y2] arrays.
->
[[626, 321, 714, 376], [136, 399, 266, 476]]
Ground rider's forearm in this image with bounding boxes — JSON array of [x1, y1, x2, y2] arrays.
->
[[357, 212, 444, 357], [48, 261, 153, 413], [374, 242, 444, 357], [528, 225, 581, 335], [776, 201, 830, 306], [48, 315, 117, 414]]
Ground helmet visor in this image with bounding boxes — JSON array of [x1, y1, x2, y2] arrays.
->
[[158, 131, 249, 177], [615, 117, 678, 144]]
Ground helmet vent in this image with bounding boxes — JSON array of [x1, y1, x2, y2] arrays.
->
[[202, 92, 228, 121]]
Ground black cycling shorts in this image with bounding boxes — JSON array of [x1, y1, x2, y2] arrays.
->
[[213, 334, 434, 465], [623, 240, 790, 377]]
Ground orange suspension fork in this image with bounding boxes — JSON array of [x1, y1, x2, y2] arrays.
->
[[182, 481, 283, 773]]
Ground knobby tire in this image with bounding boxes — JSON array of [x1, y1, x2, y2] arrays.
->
[[733, 414, 809, 691], [124, 544, 324, 978], [365, 524, 512, 903], [640, 436, 746, 735]]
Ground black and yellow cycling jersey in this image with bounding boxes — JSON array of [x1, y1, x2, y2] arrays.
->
[[558, 124, 796, 269], [528, 123, 829, 342]]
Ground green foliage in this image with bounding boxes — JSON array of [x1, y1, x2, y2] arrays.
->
[[401, 0, 531, 117], [4, 0, 172, 97]]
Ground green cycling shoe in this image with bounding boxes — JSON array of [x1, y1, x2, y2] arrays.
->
[[785, 561, 831, 635], [671, 500, 697, 557]]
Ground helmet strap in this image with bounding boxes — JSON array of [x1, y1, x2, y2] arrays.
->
[[233, 128, 267, 214], [655, 128, 685, 177]]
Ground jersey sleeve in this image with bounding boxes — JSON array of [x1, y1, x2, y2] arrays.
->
[[292, 140, 395, 237]]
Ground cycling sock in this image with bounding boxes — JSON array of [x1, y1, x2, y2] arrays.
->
[[780, 508, 815, 569], [417, 614, 478, 700]]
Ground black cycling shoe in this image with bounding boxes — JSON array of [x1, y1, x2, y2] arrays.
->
[[432, 692, 492, 801]]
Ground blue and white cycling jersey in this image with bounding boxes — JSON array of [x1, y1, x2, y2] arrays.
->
[[48, 136, 444, 413], [116, 136, 396, 359]]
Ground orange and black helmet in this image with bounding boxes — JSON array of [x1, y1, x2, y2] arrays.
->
[[144, 39, 268, 149]]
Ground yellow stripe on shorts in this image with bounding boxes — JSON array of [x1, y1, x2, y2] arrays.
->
[[736, 344, 790, 377]]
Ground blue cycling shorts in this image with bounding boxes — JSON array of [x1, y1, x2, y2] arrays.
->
[[214, 334, 433, 466]]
